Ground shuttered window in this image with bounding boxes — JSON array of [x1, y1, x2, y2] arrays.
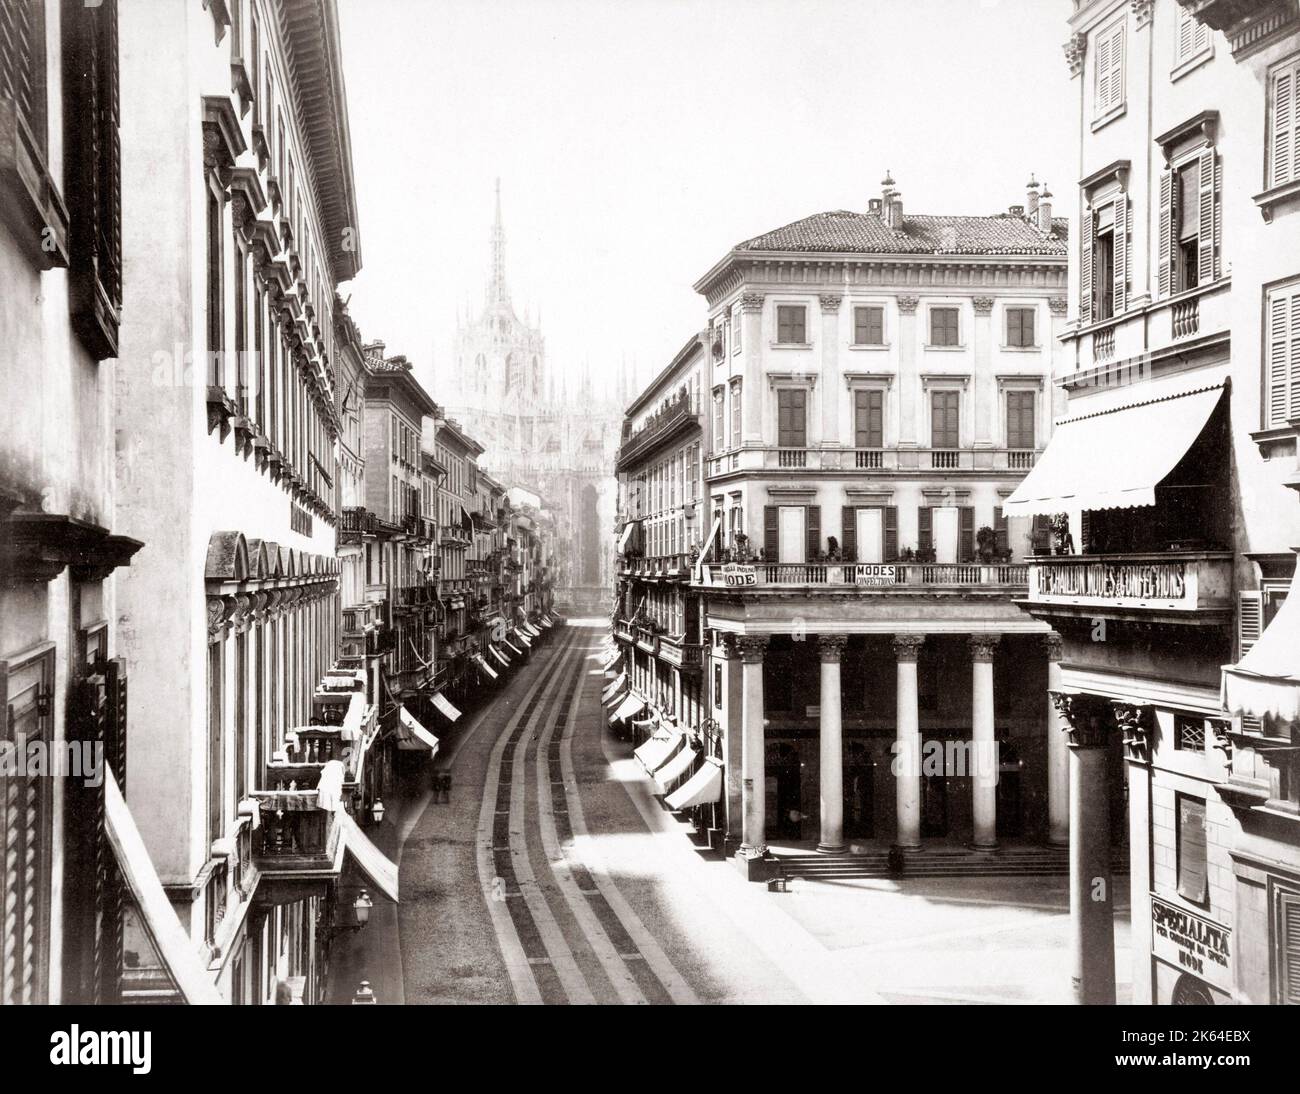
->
[[853, 305, 884, 346], [929, 307, 959, 346], [776, 305, 806, 344], [712, 388, 725, 454], [0, 0, 46, 153], [1174, 8, 1210, 66], [1006, 307, 1035, 348], [1094, 19, 1125, 117], [1238, 591, 1264, 734], [931, 390, 959, 449], [1265, 279, 1300, 428], [854, 389, 883, 448], [1279, 890, 1300, 1005], [777, 388, 807, 448], [1176, 795, 1209, 905], [1006, 391, 1035, 450], [1270, 57, 1300, 190], [730, 380, 742, 450]]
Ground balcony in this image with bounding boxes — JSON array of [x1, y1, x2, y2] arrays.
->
[[658, 635, 704, 673], [1023, 550, 1233, 624], [614, 617, 635, 643], [707, 446, 1043, 476], [695, 561, 1028, 591], [616, 391, 701, 471], [252, 764, 343, 877], [342, 603, 379, 637]]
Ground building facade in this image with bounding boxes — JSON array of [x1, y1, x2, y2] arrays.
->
[[1008, 0, 1300, 1005]]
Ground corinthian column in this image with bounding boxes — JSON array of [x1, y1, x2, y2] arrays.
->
[[735, 634, 769, 859], [817, 634, 848, 853], [892, 633, 925, 850], [1043, 632, 1069, 846], [969, 633, 999, 851]]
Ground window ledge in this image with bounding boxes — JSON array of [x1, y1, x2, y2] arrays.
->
[[999, 345, 1041, 353], [1090, 101, 1127, 133], [1170, 48, 1214, 83], [847, 343, 890, 351], [769, 342, 814, 350], [1253, 178, 1300, 223], [923, 344, 967, 352], [1248, 422, 1299, 460]]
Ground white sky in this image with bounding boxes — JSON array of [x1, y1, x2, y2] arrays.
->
[[337, 0, 1075, 402]]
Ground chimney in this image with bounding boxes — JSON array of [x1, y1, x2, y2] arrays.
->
[[1026, 175, 1039, 218], [1008, 204, 1024, 218], [1037, 186, 1053, 231], [868, 197, 883, 215], [888, 193, 904, 228]]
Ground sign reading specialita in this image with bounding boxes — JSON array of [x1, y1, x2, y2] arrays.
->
[[1150, 895, 1231, 992]]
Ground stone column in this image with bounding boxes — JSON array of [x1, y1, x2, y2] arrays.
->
[[971, 296, 995, 467], [740, 292, 765, 447], [819, 294, 842, 452], [970, 633, 999, 851], [896, 296, 920, 465], [817, 634, 848, 853], [736, 634, 769, 859], [1052, 692, 1116, 1005], [893, 634, 925, 850], [1043, 632, 1069, 846], [1115, 702, 1155, 1006]]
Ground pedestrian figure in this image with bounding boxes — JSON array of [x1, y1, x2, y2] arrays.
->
[[442, 772, 453, 803], [431, 766, 443, 803]]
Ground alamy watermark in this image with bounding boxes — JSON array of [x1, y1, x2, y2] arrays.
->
[[0, 734, 103, 788]]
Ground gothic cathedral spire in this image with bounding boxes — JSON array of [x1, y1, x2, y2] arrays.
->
[[489, 177, 509, 307]]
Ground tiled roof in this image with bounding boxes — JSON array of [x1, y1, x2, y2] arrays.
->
[[736, 210, 1068, 256]]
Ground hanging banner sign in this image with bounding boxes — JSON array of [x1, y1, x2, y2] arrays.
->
[[721, 563, 757, 587], [854, 564, 896, 586]]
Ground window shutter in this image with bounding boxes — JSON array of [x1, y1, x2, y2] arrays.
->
[[1268, 292, 1290, 426], [1080, 510, 1092, 554], [869, 389, 883, 447], [806, 505, 821, 561], [1107, 24, 1124, 111], [994, 507, 1008, 554], [1031, 513, 1052, 554], [764, 506, 778, 559], [1080, 206, 1094, 324], [1112, 195, 1127, 315], [842, 506, 856, 561], [1197, 148, 1217, 284], [1157, 171, 1173, 298], [918, 506, 932, 552], [1095, 29, 1111, 109], [884, 506, 898, 561], [1281, 892, 1300, 1004], [1271, 62, 1296, 188], [1176, 797, 1208, 904], [1238, 591, 1264, 733], [959, 506, 975, 563]]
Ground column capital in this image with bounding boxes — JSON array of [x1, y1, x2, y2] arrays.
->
[[817, 634, 849, 662], [740, 291, 765, 313], [892, 633, 925, 662], [818, 293, 842, 313], [717, 632, 738, 659], [968, 633, 1000, 662], [971, 296, 995, 316], [1041, 631, 1064, 662], [1050, 691, 1112, 749], [1063, 32, 1086, 78], [1112, 701, 1155, 764], [896, 295, 920, 315], [735, 634, 769, 663]]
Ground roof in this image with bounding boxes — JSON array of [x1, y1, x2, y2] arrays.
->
[[734, 210, 1068, 257], [625, 333, 703, 419], [363, 353, 439, 416]]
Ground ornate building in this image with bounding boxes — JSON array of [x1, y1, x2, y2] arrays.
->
[[443, 183, 623, 612]]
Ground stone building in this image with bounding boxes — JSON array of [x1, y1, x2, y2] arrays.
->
[[1009, 0, 1300, 1005]]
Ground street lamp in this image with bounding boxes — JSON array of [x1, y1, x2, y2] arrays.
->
[[352, 980, 377, 1005], [353, 889, 373, 928], [371, 798, 385, 825]]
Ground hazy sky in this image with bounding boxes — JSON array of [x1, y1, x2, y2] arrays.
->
[[336, 0, 1075, 401]]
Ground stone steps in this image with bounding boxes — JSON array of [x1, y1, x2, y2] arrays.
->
[[770, 846, 1130, 881]]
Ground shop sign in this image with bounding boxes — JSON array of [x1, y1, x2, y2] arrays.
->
[[722, 563, 757, 587], [854, 564, 895, 586], [1150, 895, 1231, 992]]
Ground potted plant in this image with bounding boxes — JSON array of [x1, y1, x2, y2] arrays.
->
[[1050, 513, 1073, 556], [976, 525, 997, 563]]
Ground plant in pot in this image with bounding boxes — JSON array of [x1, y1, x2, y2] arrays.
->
[[976, 525, 997, 563], [1050, 513, 1073, 556]]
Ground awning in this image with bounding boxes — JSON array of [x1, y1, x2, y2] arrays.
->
[[1223, 553, 1300, 722], [104, 766, 225, 1005], [666, 759, 724, 811], [473, 654, 499, 681], [513, 629, 533, 647], [655, 744, 699, 795], [504, 637, 525, 657], [602, 672, 628, 705], [634, 730, 680, 773], [1003, 381, 1226, 516], [490, 644, 511, 668], [618, 520, 641, 553], [600, 648, 622, 670], [430, 690, 463, 720], [538, 616, 553, 628], [610, 693, 645, 725], [396, 706, 439, 754], [338, 809, 399, 903], [521, 622, 541, 637]]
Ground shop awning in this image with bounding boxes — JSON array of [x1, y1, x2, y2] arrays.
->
[[610, 693, 645, 725], [490, 644, 511, 668], [104, 767, 225, 1005], [430, 690, 463, 721], [666, 759, 724, 811], [600, 648, 622, 670], [618, 520, 641, 553], [338, 809, 400, 903], [655, 744, 699, 795], [504, 637, 525, 657], [473, 654, 499, 681], [602, 672, 628, 705], [1223, 553, 1300, 722], [1003, 380, 1226, 516], [538, 616, 553, 628], [513, 629, 533, 647], [396, 706, 439, 754], [634, 730, 680, 773], [521, 622, 541, 638]]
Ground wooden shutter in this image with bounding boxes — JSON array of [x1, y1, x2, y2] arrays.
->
[[1238, 591, 1264, 733], [1080, 510, 1092, 554], [842, 506, 856, 561], [868, 389, 883, 447], [1095, 28, 1112, 111], [1270, 60, 1298, 189], [806, 505, 821, 561], [1267, 289, 1295, 426], [1157, 171, 1173, 298], [994, 507, 1008, 554], [1176, 796, 1208, 904], [959, 506, 975, 563], [1112, 195, 1127, 315], [764, 506, 778, 559], [1031, 513, 1052, 554], [1197, 148, 1217, 284], [884, 506, 898, 561], [1080, 206, 1094, 324], [918, 506, 932, 552], [1281, 892, 1300, 1004]]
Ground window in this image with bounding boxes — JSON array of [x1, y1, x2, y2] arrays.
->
[[207, 187, 224, 386], [777, 388, 807, 448], [1175, 161, 1200, 291], [1175, 715, 1206, 751], [776, 305, 807, 344], [853, 305, 884, 346], [1093, 209, 1115, 320], [1176, 795, 1208, 905], [1265, 278, 1300, 428], [712, 388, 725, 454], [931, 390, 959, 449], [729, 380, 742, 450], [1268, 56, 1300, 190], [929, 307, 959, 346], [1006, 390, 1035, 450], [1276, 887, 1300, 1004], [1094, 19, 1125, 119], [1006, 307, 1036, 348], [732, 307, 742, 352], [854, 389, 883, 448], [1174, 8, 1211, 68], [208, 640, 225, 848]]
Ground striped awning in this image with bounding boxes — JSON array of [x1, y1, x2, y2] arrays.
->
[[666, 759, 724, 811]]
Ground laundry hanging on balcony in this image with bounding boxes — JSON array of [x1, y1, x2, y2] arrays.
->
[[1003, 378, 1226, 516], [1223, 553, 1300, 723]]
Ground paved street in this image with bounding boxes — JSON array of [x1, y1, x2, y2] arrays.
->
[[373, 621, 1131, 1005]]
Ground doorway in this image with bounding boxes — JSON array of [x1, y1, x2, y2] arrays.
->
[[778, 506, 804, 564], [843, 742, 875, 838], [855, 508, 883, 564], [933, 506, 960, 564], [765, 742, 804, 839]]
